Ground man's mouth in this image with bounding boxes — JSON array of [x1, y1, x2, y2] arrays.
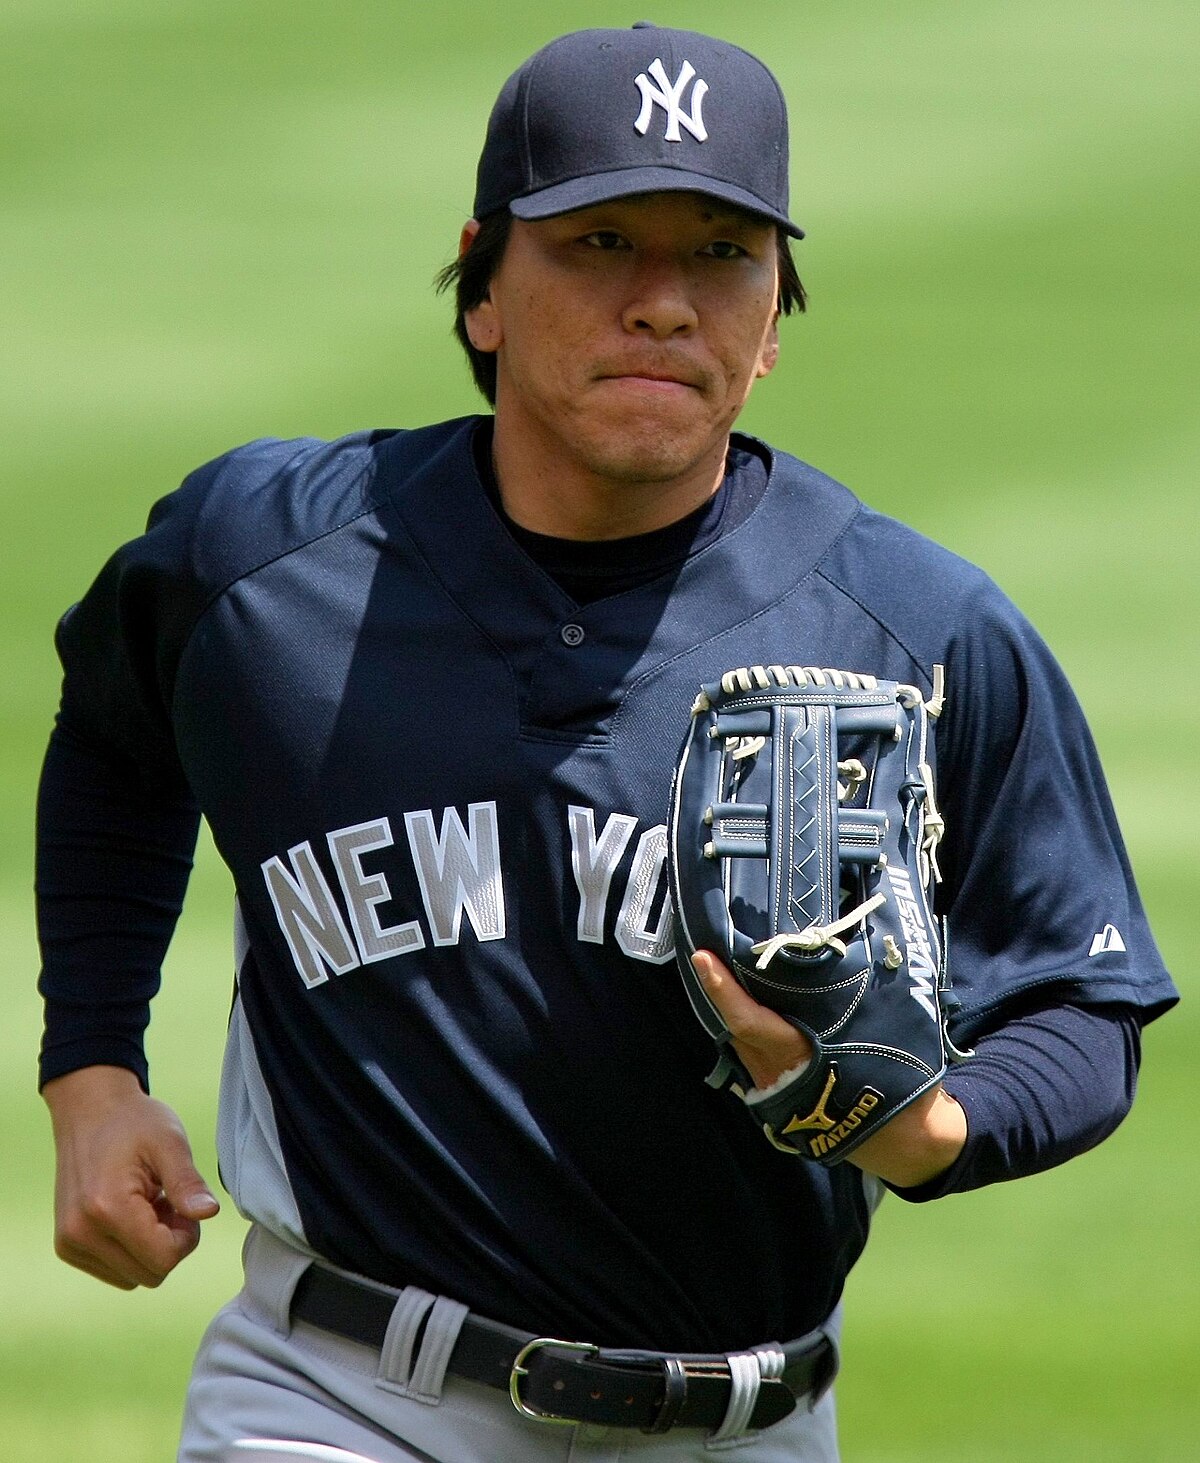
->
[[597, 366, 703, 390]]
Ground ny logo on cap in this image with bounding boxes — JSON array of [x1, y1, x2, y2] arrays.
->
[[633, 58, 709, 143]]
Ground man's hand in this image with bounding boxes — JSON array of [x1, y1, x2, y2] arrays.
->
[[690, 950, 814, 1088], [42, 1065, 220, 1289], [692, 951, 967, 1187]]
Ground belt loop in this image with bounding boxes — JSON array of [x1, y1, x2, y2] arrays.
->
[[376, 1287, 436, 1394], [811, 1304, 843, 1408], [242, 1224, 311, 1337], [708, 1352, 763, 1442], [709, 1347, 787, 1443], [754, 1346, 786, 1383], [407, 1295, 470, 1403], [642, 1355, 688, 1434]]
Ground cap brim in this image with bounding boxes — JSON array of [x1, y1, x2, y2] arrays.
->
[[508, 166, 804, 238]]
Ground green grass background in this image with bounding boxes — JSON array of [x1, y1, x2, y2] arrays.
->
[[2, 1, 1196, 1458]]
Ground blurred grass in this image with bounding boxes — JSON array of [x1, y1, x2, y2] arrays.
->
[[2, 1, 1196, 1459]]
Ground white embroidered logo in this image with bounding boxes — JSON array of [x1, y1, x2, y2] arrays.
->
[[633, 58, 709, 143], [1089, 923, 1126, 957]]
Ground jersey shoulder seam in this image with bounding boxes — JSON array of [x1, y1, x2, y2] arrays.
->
[[168, 438, 391, 712], [811, 503, 961, 689], [813, 562, 930, 674]]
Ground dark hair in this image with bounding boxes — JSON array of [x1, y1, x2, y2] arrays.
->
[[435, 209, 807, 406]]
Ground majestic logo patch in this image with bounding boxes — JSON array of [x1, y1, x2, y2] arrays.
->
[[1089, 923, 1126, 957], [633, 58, 709, 143]]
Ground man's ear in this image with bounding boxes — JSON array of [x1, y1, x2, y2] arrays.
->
[[458, 219, 481, 258], [756, 317, 780, 378], [459, 218, 502, 353]]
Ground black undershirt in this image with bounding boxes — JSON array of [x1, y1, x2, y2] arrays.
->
[[471, 419, 769, 604]]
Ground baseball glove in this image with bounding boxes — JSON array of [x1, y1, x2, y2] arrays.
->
[[668, 663, 967, 1165]]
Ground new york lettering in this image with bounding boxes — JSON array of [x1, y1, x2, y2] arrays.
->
[[261, 802, 674, 988]]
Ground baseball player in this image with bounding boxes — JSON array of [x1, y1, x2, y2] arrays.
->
[[37, 24, 1176, 1463]]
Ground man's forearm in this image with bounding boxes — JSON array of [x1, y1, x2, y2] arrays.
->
[[849, 1085, 968, 1188], [37, 721, 199, 1090], [885, 1004, 1140, 1201]]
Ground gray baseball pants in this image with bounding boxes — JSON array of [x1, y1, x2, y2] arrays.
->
[[179, 1226, 841, 1463]]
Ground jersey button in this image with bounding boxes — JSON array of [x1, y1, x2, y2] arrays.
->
[[560, 623, 586, 648]]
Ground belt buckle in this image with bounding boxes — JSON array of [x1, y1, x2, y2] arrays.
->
[[509, 1336, 600, 1424]]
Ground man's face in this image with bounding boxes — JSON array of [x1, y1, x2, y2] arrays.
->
[[464, 192, 781, 496]]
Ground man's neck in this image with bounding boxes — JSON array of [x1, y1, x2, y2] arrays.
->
[[489, 412, 729, 542]]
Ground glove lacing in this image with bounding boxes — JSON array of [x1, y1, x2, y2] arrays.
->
[[751, 891, 887, 968]]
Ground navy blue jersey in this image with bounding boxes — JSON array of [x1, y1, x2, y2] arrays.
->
[[38, 417, 1176, 1349]]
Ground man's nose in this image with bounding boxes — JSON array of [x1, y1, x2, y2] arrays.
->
[[621, 263, 699, 338]]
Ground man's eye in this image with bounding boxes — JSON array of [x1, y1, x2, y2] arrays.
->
[[701, 240, 750, 260], [581, 231, 630, 250]]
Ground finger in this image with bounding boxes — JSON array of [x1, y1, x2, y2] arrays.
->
[[112, 1187, 205, 1279], [153, 1117, 220, 1223], [153, 1191, 204, 1257], [66, 1162, 209, 1284], [83, 1194, 185, 1285], [692, 950, 812, 1089], [108, 1218, 194, 1286], [691, 951, 796, 1041], [154, 1130, 221, 1222], [62, 1253, 138, 1291], [56, 1221, 167, 1289], [113, 1203, 200, 1284], [106, 1127, 219, 1275], [162, 1177, 220, 1223]]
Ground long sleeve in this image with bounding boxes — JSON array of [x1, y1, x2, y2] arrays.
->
[[36, 720, 200, 1090], [890, 1002, 1140, 1201], [34, 466, 212, 1092], [33, 433, 372, 1093]]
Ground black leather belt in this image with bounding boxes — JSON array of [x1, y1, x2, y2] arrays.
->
[[291, 1264, 837, 1433]]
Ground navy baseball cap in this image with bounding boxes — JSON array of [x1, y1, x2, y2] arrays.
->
[[473, 23, 803, 238]]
